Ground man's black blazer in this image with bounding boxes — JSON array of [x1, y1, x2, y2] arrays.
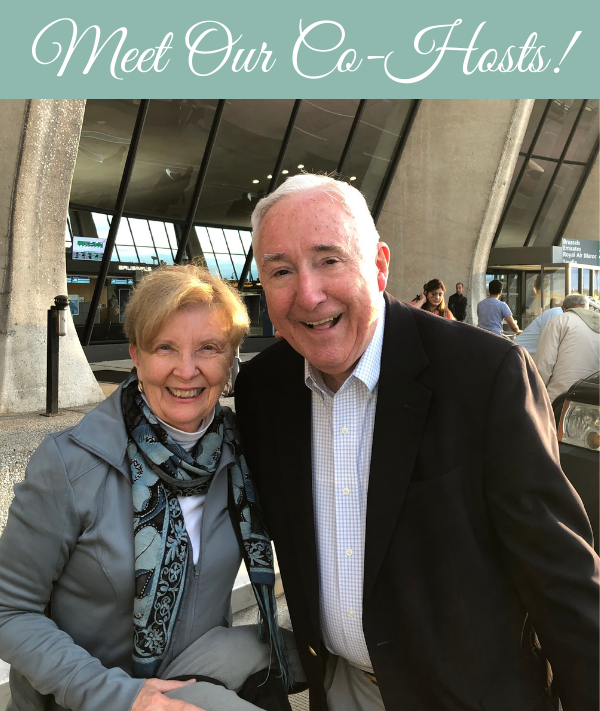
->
[[235, 293, 599, 711]]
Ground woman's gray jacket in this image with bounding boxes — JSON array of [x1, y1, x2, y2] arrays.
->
[[0, 388, 239, 711]]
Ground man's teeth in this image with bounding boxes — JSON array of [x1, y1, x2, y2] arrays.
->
[[305, 315, 340, 326], [167, 387, 204, 398]]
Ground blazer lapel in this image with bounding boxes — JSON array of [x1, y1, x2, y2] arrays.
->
[[272, 347, 322, 637], [364, 295, 431, 602]]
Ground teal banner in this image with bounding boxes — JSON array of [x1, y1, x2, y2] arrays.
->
[[0, 0, 597, 97]]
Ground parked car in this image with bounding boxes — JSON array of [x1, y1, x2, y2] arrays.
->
[[553, 372, 599, 553]]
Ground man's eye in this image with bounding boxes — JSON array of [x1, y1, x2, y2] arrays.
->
[[202, 345, 215, 351], [158, 345, 171, 351], [324, 258, 338, 265], [273, 269, 290, 277]]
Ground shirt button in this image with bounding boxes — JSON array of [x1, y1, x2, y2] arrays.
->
[[345, 548, 353, 557], [341, 427, 349, 434], [347, 609, 355, 617], [343, 487, 350, 495]]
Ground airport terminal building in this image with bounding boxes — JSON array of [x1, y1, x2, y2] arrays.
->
[[0, 99, 598, 412]]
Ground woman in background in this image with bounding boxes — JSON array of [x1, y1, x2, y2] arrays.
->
[[411, 278, 456, 320]]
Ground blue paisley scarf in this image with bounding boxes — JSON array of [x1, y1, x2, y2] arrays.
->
[[121, 373, 292, 687]]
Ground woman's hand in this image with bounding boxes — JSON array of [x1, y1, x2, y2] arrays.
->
[[411, 292, 427, 307], [131, 678, 204, 711]]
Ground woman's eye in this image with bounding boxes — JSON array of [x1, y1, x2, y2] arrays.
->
[[158, 345, 171, 351]]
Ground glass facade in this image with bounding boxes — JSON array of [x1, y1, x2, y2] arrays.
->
[[494, 99, 599, 249], [67, 99, 418, 343]]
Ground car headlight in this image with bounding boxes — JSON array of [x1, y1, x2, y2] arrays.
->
[[558, 401, 600, 451]]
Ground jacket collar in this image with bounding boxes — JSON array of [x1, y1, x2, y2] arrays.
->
[[69, 384, 131, 479]]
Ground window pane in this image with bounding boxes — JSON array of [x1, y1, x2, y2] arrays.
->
[[165, 222, 178, 250], [593, 271, 599, 299], [523, 272, 542, 325], [496, 158, 557, 247], [113, 219, 134, 245], [92, 213, 111, 241], [215, 254, 235, 279], [224, 229, 244, 254], [566, 100, 599, 162], [195, 226, 213, 253], [520, 100, 551, 154], [129, 218, 154, 247], [195, 100, 295, 227], [583, 269, 591, 295], [117, 245, 138, 263], [136, 246, 158, 265], [240, 232, 252, 253], [344, 100, 413, 208], [532, 100, 583, 160], [156, 248, 174, 265], [207, 228, 227, 252], [543, 268, 565, 310], [149, 220, 170, 248], [124, 99, 219, 220], [531, 164, 584, 246], [275, 100, 359, 189], [231, 254, 247, 279], [204, 254, 220, 277], [70, 99, 138, 210]]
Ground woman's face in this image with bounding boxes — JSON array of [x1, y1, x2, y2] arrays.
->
[[426, 288, 444, 308], [130, 305, 233, 432]]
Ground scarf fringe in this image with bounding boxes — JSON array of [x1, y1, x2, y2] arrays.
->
[[253, 583, 295, 691]]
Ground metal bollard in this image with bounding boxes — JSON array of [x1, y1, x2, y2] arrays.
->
[[43, 295, 69, 417]]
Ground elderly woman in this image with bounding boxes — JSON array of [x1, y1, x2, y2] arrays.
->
[[0, 266, 298, 711]]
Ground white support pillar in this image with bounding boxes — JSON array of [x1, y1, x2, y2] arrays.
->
[[0, 100, 104, 413]]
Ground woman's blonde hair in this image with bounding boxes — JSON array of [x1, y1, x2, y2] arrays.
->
[[124, 264, 250, 352]]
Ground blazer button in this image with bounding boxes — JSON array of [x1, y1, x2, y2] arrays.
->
[[308, 646, 317, 657]]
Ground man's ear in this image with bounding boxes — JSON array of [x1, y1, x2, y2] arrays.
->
[[375, 242, 390, 293]]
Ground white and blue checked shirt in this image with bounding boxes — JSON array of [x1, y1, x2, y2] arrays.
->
[[304, 298, 385, 672]]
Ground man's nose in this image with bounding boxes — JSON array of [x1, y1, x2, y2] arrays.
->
[[295, 270, 326, 311]]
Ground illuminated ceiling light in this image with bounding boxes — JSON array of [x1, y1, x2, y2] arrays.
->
[[350, 176, 357, 181], [252, 179, 259, 184], [267, 174, 272, 179], [297, 164, 304, 169], [282, 169, 289, 174]]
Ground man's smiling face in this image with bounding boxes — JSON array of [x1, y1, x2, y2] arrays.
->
[[255, 190, 389, 391]]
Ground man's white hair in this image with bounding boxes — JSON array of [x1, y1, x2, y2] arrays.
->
[[563, 293, 589, 310], [250, 174, 380, 252]]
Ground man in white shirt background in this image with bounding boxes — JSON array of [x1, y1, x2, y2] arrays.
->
[[514, 304, 563, 355], [235, 175, 598, 711], [535, 293, 600, 403]]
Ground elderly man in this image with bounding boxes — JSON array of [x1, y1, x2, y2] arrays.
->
[[235, 175, 598, 711], [535, 293, 600, 403]]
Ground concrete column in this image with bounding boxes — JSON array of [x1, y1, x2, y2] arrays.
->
[[377, 99, 534, 323], [0, 100, 104, 413]]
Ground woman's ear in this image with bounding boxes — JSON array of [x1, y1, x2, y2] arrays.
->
[[129, 344, 139, 369]]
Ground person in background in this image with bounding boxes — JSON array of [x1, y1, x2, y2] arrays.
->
[[448, 283, 467, 322], [534, 293, 600, 403], [477, 279, 522, 336], [410, 278, 455, 319], [514, 304, 563, 355]]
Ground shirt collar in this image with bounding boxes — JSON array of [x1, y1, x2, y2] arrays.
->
[[304, 296, 385, 398]]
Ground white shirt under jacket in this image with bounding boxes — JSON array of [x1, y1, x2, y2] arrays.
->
[[305, 297, 385, 673]]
